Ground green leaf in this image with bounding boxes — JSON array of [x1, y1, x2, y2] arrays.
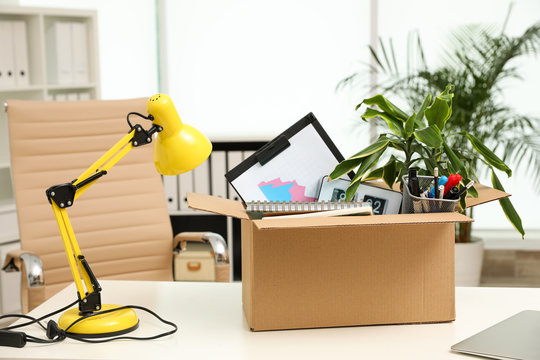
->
[[413, 93, 432, 128], [466, 132, 512, 177], [328, 157, 362, 181], [404, 112, 416, 139], [345, 179, 362, 201], [362, 108, 404, 137], [442, 141, 468, 179], [348, 136, 390, 160], [414, 125, 443, 148], [362, 167, 384, 181], [425, 95, 451, 130], [491, 171, 525, 238], [426, 85, 454, 130], [353, 148, 387, 182], [357, 94, 409, 121], [382, 158, 398, 189]]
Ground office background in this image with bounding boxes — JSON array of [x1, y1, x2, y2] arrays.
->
[[6, 0, 540, 242]]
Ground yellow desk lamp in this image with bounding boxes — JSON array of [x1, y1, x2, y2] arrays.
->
[[45, 94, 211, 337]]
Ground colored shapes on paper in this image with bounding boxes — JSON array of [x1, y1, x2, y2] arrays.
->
[[258, 178, 317, 202]]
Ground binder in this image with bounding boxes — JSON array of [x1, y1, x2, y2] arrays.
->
[[162, 175, 179, 211], [12, 21, 29, 87], [178, 171, 194, 211], [46, 21, 73, 84], [71, 22, 89, 84], [0, 20, 16, 87], [78, 92, 91, 100], [54, 93, 68, 101], [210, 151, 227, 198], [226, 151, 243, 201], [193, 158, 210, 194]]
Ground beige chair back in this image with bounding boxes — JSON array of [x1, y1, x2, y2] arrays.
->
[[7, 98, 173, 305]]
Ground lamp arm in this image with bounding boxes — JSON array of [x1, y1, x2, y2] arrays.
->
[[46, 122, 161, 314]]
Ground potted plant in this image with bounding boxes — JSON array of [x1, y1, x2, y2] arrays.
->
[[336, 16, 539, 285], [329, 85, 524, 285]]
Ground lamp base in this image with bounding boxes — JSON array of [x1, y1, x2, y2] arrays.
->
[[58, 304, 139, 338]]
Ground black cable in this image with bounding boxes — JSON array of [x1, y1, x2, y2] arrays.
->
[[126, 112, 154, 129], [62, 305, 178, 343], [1, 299, 79, 332], [0, 314, 47, 331]]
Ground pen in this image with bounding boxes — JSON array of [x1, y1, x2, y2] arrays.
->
[[430, 175, 447, 197], [456, 180, 474, 198], [434, 167, 439, 199]]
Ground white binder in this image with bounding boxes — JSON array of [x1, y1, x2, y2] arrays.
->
[[178, 171, 194, 211], [78, 92, 91, 100], [12, 21, 29, 87], [226, 151, 243, 201], [54, 93, 68, 101], [46, 21, 73, 84], [210, 151, 227, 198], [192, 158, 210, 195], [162, 175, 179, 212], [71, 22, 89, 84], [0, 21, 16, 87], [67, 92, 78, 101]]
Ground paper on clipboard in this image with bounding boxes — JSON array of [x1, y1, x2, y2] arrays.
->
[[225, 113, 350, 203]]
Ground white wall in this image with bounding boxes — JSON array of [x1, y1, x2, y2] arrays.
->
[[160, 0, 371, 154], [19, 0, 159, 99]]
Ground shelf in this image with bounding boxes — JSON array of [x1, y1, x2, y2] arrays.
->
[[47, 83, 97, 90], [0, 85, 44, 93]]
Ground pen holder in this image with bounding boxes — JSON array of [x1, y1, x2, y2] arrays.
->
[[401, 175, 458, 214]]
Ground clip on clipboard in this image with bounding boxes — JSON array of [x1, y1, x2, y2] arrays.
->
[[225, 113, 351, 203]]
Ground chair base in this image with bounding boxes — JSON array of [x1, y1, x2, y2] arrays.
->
[[58, 304, 139, 338]]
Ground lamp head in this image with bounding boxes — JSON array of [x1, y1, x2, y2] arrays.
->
[[147, 94, 212, 175]]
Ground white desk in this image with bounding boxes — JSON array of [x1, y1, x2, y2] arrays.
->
[[2, 280, 540, 360]]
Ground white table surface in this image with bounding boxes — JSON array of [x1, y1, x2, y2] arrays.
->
[[2, 280, 540, 360]]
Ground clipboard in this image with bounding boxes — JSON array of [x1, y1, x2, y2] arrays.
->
[[225, 113, 351, 203]]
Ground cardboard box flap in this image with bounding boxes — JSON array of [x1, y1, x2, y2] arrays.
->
[[187, 193, 250, 220], [253, 212, 472, 230], [465, 183, 510, 208]]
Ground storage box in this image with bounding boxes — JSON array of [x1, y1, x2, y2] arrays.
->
[[187, 185, 509, 331]]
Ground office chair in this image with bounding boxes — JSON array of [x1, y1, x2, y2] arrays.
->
[[2, 98, 229, 313]]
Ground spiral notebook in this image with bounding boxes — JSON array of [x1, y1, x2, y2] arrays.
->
[[246, 200, 372, 219]]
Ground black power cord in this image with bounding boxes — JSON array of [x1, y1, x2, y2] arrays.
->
[[0, 299, 178, 348]]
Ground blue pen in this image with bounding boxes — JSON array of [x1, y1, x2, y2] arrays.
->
[[430, 175, 448, 197]]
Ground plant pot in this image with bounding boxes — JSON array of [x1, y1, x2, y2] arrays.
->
[[455, 238, 484, 287]]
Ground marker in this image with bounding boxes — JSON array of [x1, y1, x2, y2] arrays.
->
[[408, 167, 420, 197], [444, 186, 459, 200]]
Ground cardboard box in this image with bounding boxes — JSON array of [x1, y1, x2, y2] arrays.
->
[[187, 185, 509, 331]]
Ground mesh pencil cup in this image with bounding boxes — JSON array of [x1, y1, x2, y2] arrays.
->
[[401, 175, 459, 214]]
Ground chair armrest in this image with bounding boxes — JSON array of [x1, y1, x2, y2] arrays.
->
[[173, 232, 229, 265], [2, 250, 45, 288]]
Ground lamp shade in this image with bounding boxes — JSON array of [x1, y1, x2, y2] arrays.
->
[[147, 94, 212, 175]]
